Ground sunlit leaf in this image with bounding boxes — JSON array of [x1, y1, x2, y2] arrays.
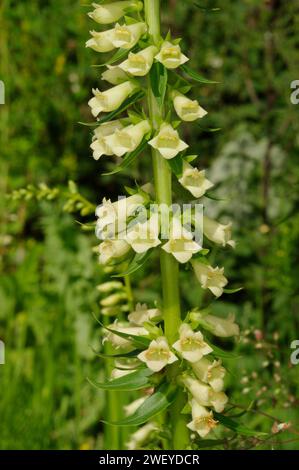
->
[[88, 368, 154, 391]]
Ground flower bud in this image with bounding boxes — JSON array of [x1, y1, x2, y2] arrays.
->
[[88, 1, 143, 25], [197, 312, 239, 338], [155, 41, 189, 69], [97, 281, 123, 293], [88, 81, 138, 117], [124, 396, 146, 416], [178, 162, 214, 198], [203, 215, 235, 248], [128, 303, 160, 325], [149, 123, 188, 159], [127, 423, 157, 450], [171, 90, 208, 122], [119, 46, 158, 76], [100, 292, 128, 307]]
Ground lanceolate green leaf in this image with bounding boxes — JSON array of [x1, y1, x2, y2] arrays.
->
[[88, 368, 154, 391], [102, 139, 148, 176], [93, 348, 141, 360], [208, 342, 241, 360], [223, 287, 243, 294], [181, 64, 219, 84], [167, 154, 183, 177], [214, 412, 267, 437], [113, 250, 153, 278], [105, 383, 177, 426], [149, 62, 168, 107]]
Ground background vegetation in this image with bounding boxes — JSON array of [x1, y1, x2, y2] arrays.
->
[[0, 0, 298, 449]]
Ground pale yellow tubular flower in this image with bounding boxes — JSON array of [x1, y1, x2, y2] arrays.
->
[[101, 65, 129, 85], [88, 81, 138, 117], [128, 303, 160, 325], [171, 90, 208, 122], [182, 375, 228, 412], [178, 161, 214, 198], [95, 192, 148, 236], [88, 1, 143, 25], [187, 400, 218, 438], [192, 261, 228, 297], [192, 358, 226, 392], [110, 22, 147, 50], [86, 29, 115, 53], [172, 323, 213, 363], [148, 123, 188, 159], [105, 120, 151, 157], [203, 215, 235, 248], [155, 41, 189, 69], [162, 217, 202, 263], [137, 337, 178, 372], [127, 423, 157, 450], [119, 45, 158, 76], [126, 213, 161, 254], [202, 313, 240, 338], [91, 120, 124, 160], [99, 239, 131, 265]]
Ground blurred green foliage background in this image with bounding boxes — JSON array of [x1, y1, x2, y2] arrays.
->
[[0, 0, 299, 449]]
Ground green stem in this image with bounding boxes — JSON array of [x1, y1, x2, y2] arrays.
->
[[144, 0, 189, 450], [124, 274, 134, 311]]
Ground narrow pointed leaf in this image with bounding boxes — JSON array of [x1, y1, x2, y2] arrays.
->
[[182, 65, 219, 84], [223, 287, 243, 294], [113, 250, 153, 278], [102, 139, 148, 176], [88, 368, 154, 391], [104, 383, 177, 426], [100, 321, 151, 348], [214, 412, 267, 437], [150, 62, 168, 107]]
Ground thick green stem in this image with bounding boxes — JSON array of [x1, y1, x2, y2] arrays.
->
[[144, 0, 189, 450]]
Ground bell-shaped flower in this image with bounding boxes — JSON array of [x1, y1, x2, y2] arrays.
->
[[155, 41, 189, 69], [126, 214, 161, 254], [91, 120, 124, 160], [86, 29, 115, 53], [105, 321, 148, 349], [88, 1, 143, 25], [149, 123, 188, 160], [127, 423, 157, 450], [99, 239, 131, 265], [138, 336, 178, 372], [192, 358, 226, 392], [119, 45, 158, 76], [172, 324, 212, 363], [96, 192, 147, 236], [203, 215, 235, 248], [106, 120, 151, 157], [128, 303, 160, 325], [101, 65, 129, 85], [182, 376, 228, 412], [162, 218, 202, 263], [199, 312, 239, 338], [178, 161, 214, 198], [110, 22, 147, 50], [171, 91, 208, 122], [124, 396, 147, 416], [187, 400, 218, 438], [192, 261, 228, 297], [88, 81, 138, 117]]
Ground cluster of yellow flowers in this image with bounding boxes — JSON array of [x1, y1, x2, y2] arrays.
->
[[86, 1, 239, 447]]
